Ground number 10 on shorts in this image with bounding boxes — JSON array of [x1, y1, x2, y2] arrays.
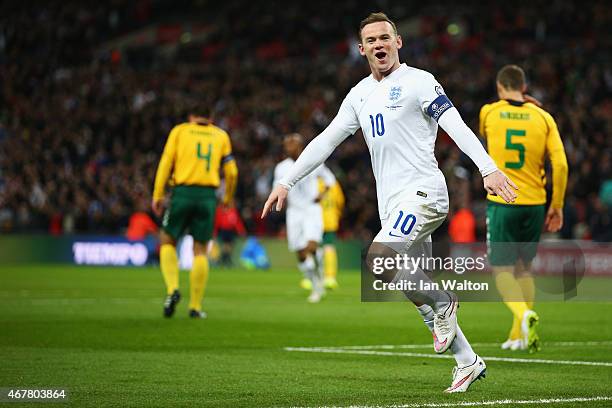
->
[[389, 210, 416, 237]]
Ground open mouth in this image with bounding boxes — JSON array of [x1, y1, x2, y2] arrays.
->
[[375, 51, 387, 61]]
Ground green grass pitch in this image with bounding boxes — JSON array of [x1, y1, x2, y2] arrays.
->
[[1, 264, 611, 407]]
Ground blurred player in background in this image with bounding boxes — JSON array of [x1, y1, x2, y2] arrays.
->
[[481, 65, 568, 352], [274, 134, 336, 303], [213, 202, 247, 267], [152, 111, 238, 318], [264, 12, 519, 392], [318, 177, 344, 289]]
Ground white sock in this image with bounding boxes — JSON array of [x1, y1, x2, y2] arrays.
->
[[416, 304, 435, 330], [415, 304, 476, 367], [393, 266, 454, 310], [315, 247, 324, 280], [452, 326, 477, 367], [298, 256, 315, 280], [298, 255, 322, 293]]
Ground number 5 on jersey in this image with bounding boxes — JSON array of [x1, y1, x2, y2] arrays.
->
[[505, 129, 526, 169]]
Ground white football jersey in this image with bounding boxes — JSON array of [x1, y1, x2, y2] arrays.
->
[[274, 159, 335, 210], [278, 63, 496, 221], [335, 64, 459, 218]]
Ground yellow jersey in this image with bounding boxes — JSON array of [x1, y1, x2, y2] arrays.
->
[[479, 100, 568, 208], [319, 180, 345, 232], [153, 122, 234, 201]]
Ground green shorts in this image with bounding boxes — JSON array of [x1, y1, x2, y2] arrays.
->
[[162, 185, 217, 243], [322, 231, 337, 246], [486, 202, 545, 266]]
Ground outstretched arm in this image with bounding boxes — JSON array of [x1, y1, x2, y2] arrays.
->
[[438, 107, 518, 203]]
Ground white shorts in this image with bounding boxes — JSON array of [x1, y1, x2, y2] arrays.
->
[[374, 202, 447, 255], [286, 205, 323, 252]]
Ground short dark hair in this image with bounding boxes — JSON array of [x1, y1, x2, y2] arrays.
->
[[359, 12, 398, 42], [283, 133, 304, 144], [496, 65, 526, 91], [182, 98, 212, 120]]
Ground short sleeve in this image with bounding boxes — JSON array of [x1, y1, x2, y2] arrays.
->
[[417, 75, 454, 122]]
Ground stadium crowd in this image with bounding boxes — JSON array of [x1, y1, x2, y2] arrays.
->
[[1, 0, 610, 241]]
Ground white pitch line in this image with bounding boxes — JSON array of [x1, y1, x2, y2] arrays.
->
[[284, 347, 612, 367], [290, 395, 612, 408], [543, 341, 612, 347], [301, 341, 612, 350]]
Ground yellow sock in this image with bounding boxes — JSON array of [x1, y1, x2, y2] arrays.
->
[[509, 316, 521, 340], [508, 276, 535, 340], [189, 255, 209, 311], [517, 275, 535, 309], [494, 268, 529, 334], [324, 246, 338, 280], [160, 244, 179, 295]]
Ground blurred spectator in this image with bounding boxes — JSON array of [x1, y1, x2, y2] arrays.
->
[[449, 208, 477, 244], [589, 196, 612, 242], [126, 197, 158, 241], [213, 204, 247, 267]]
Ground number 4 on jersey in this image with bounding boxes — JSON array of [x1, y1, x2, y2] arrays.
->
[[197, 143, 212, 171]]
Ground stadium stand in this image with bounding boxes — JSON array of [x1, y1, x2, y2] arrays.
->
[[1, 0, 610, 241]]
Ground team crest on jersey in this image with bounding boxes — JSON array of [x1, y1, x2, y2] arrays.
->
[[389, 86, 402, 102]]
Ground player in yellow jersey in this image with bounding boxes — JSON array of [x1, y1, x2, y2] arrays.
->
[[152, 112, 238, 319], [319, 178, 344, 289], [480, 65, 568, 352]]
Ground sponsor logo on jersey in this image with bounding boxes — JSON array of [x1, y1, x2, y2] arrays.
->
[[435, 85, 444, 95], [389, 86, 402, 102], [385, 105, 403, 111]]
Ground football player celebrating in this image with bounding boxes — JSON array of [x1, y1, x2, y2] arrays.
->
[[263, 13, 518, 392]]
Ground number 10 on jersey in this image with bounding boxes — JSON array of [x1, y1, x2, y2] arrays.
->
[[369, 113, 385, 137]]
